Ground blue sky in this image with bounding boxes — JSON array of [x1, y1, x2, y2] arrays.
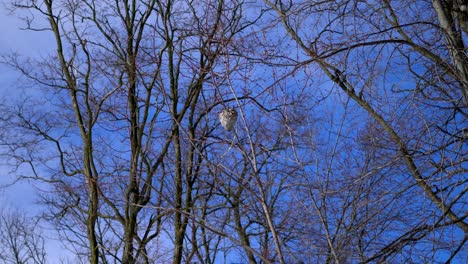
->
[[1, 2, 466, 263], [0, 7, 75, 262], [0, 7, 36, 209], [0, 3, 51, 210]]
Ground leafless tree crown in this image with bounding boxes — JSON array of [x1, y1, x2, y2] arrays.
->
[[0, 0, 466, 263]]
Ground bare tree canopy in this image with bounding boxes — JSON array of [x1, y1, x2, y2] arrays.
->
[[0, 203, 47, 264], [0, 0, 466, 263]]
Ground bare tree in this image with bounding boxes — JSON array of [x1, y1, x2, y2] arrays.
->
[[2, 0, 466, 263], [260, 0, 467, 262], [1, 0, 264, 263], [0, 204, 47, 264]]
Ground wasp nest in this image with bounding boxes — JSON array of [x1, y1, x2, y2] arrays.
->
[[219, 108, 238, 131]]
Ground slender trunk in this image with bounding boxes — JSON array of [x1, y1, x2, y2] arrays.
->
[[432, 0, 468, 104], [122, 207, 137, 263], [84, 143, 99, 264], [233, 195, 257, 264], [45, 1, 100, 261], [87, 195, 99, 264], [123, 3, 140, 261], [173, 126, 184, 264]]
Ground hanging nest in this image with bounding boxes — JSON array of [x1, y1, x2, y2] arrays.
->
[[219, 108, 238, 131]]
